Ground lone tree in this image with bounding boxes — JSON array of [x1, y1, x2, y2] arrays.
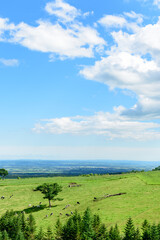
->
[[0, 169, 8, 179], [35, 183, 62, 207]]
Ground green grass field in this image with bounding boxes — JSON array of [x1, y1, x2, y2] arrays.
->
[[0, 171, 160, 233]]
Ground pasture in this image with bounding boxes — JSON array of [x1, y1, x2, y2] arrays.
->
[[0, 171, 160, 232]]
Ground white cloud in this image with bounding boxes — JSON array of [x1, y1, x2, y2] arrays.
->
[[0, 1, 105, 60], [83, 11, 94, 18], [81, 52, 160, 97], [81, 16, 160, 119], [10, 20, 104, 59], [0, 18, 16, 40], [0, 58, 19, 66], [111, 18, 160, 59], [124, 11, 143, 24], [33, 111, 160, 141], [98, 15, 127, 28], [98, 11, 143, 32], [45, 0, 80, 22]]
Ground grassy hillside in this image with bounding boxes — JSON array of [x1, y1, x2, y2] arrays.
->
[[0, 171, 160, 232]]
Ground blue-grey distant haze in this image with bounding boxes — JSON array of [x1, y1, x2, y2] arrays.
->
[[0, 160, 159, 178]]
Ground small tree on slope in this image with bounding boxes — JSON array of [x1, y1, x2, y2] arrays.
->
[[35, 183, 62, 207]]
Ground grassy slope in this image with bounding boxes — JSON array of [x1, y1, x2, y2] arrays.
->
[[0, 171, 160, 232]]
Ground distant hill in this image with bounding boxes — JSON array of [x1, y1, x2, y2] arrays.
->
[[0, 160, 159, 178]]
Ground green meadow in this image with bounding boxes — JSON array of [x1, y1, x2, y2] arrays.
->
[[0, 171, 160, 233]]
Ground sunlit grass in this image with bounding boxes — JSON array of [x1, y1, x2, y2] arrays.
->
[[0, 172, 160, 232]]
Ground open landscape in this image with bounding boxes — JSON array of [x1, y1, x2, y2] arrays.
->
[[1, 0, 160, 238], [1, 170, 160, 234]]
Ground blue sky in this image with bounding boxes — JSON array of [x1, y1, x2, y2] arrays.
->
[[1, 0, 160, 160]]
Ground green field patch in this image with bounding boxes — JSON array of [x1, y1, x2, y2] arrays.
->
[[137, 171, 160, 184], [0, 172, 160, 233]]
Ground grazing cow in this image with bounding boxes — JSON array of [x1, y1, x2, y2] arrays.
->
[[28, 204, 32, 207], [66, 214, 70, 217], [65, 204, 70, 209], [77, 202, 80, 204], [1, 196, 5, 200], [71, 211, 73, 215], [39, 202, 42, 205], [46, 215, 48, 218], [50, 213, 53, 216], [10, 194, 13, 199]]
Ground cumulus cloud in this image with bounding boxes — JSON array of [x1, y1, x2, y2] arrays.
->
[[81, 15, 160, 119], [98, 11, 143, 32], [98, 15, 127, 29], [0, 18, 16, 40], [45, 0, 80, 22], [0, 1, 105, 59], [0, 58, 19, 66], [111, 18, 160, 60], [33, 111, 160, 141], [10, 20, 104, 59], [81, 52, 160, 97]]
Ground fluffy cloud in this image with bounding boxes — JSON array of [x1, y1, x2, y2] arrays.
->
[[0, 18, 16, 40], [81, 16, 160, 119], [81, 52, 160, 97], [98, 11, 143, 32], [11, 20, 105, 59], [111, 18, 160, 60], [0, 1, 105, 59], [0, 58, 19, 66], [33, 111, 160, 141], [45, 0, 80, 22], [98, 15, 127, 28]]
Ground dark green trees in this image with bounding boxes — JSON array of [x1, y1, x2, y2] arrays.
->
[[123, 217, 135, 240], [36, 227, 45, 240], [25, 214, 36, 239], [35, 183, 62, 207], [0, 168, 8, 179], [0, 210, 36, 240], [2, 208, 160, 240], [81, 208, 94, 240], [56, 208, 108, 240], [109, 224, 121, 240]]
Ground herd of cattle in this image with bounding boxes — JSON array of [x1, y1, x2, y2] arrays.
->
[[1, 195, 80, 218]]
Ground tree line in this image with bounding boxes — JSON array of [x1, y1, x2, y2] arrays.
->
[[0, 208, 160, 240]]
